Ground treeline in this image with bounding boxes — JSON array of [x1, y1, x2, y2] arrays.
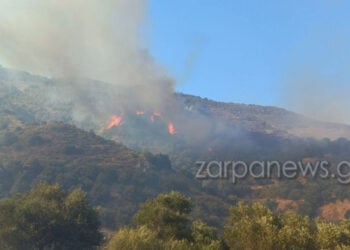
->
[[0, 183, 102, 249], [1, 184, 350, 249]]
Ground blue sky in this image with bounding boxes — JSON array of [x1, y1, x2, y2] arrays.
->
[[147, 0, 350, 107]]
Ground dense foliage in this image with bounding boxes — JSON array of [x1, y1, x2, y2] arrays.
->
[[109, 193, 350, 250], [224, 201, 350, 250], [108, 191, 221, 250], [2, 185, 350, 249], [0, 122, 230, 229], [0, 183, 102, 249]]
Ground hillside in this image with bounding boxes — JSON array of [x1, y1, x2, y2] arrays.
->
[[175, 93, 350, 140], [0, 121, 231, 229], [2, 65, 350, 141], [2, 66, 350, 225]]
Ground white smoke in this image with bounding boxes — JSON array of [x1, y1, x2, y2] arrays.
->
[[0, 0, 174, 122]]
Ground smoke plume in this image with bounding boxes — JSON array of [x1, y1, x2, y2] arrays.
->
[[0, 0, 174, 123]]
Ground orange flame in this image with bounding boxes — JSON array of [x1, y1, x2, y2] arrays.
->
[[136, 111, 145, 116], [106, 115, 122, 129], [150, 112, 161, 122], [168, 122, 176, 135]]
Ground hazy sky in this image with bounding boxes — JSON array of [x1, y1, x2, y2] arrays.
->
[[148, 0, 350, 110]]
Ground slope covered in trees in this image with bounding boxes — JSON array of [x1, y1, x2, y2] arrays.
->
[[2, 67, 350, 224], [1, 120, 350, 230], [0, 121, 230, 229]]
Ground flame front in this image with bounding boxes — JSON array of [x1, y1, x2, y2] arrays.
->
[[168, 122, 176, 135], [150, 112, 161, 122], [136, 111, 144, 116], [106, 115, 122, 129]]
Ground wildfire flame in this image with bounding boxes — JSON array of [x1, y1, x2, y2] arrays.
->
[[106, 114, 122, 129], [106, 111, 176, 135], [168, 122, 176, 135], [150, 111, 161, 122]]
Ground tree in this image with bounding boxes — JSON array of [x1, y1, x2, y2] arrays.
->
[[223, 202, 350, 249], [106, 225, 197, 250], [223, 202, 279, 250], [133, 191, 192, 240], [191, 220, 221, 250], [107, 226, 162, 250], [277, 211, 316, 250], [315, 219, 350, 249], [108, 191, 221, 250], [0, 183, 102, 249]]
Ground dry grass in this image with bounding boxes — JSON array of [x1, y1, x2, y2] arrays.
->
[[320, 199, 350, 221]]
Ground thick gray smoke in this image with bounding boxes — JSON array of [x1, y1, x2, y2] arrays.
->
[[0, 0, 174, 124]]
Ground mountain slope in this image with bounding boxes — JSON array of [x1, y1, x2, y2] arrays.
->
[[2, 66, 350, 223], [1, 65, 350, 142], [174, 93, 350, 140], [0, 122, 231, 229]]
